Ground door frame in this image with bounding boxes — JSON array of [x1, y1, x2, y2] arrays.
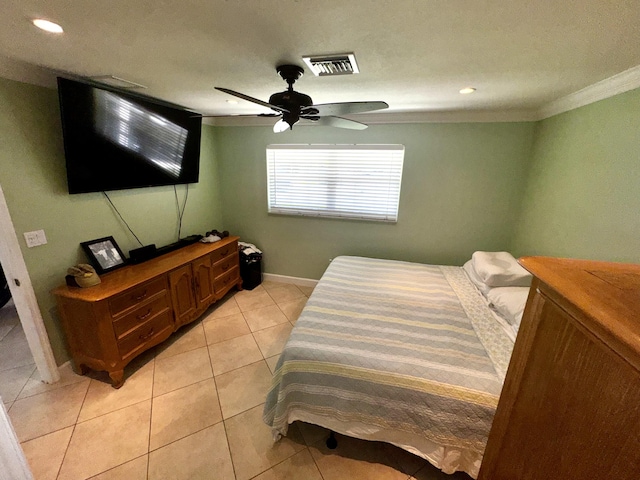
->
[[0, 184, 59, 383]]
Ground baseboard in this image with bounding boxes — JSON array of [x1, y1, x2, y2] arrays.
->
[[263, 273, 319, 288], [40, 360, 72, 385]]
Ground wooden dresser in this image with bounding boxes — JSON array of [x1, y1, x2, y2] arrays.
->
[[478, 256, 640, 480], [52, 236, 242, 388]]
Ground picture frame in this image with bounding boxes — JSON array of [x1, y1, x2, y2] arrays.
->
[[80, 236, 127, 274]]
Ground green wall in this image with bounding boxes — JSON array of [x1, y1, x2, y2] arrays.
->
[[511, 87, 640, 262], [0, 77, 223, 363], [215, 123, 535, 279]]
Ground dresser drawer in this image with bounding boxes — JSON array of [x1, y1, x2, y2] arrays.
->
[[109, 276, 167, 317], [212, 252, 238, 279], [214, 266, 240, 294], [112, 293, 170, 339], [210, 241, 237, 264], [117, 310, 173, 360]]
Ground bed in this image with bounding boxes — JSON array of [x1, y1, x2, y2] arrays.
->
[[263, 255, 518, 478]]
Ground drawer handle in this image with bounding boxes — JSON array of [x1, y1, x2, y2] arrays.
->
[[136, 309, 152, 321], [220, 249, 229, 256], [133, 290, 148, 301], [139, 328, 155, 341], [221, 263, 229, 271]]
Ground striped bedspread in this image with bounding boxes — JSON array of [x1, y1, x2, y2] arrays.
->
[[263, 256, 514, 478]]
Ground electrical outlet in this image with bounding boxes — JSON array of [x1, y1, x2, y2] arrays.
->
[[24, 229, 47, 248]]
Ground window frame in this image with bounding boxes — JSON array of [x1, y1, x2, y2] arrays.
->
[[266, 144, 405, 223]]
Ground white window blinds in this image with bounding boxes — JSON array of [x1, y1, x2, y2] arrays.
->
[[266, 144, 404, 222]]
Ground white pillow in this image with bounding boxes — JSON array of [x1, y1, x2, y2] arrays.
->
[[471, 251, 532, 287], [463, 260, 492, 295], [487, 287, 530, 326]]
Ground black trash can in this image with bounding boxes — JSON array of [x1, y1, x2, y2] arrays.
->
[[238, 243, 262, 290]]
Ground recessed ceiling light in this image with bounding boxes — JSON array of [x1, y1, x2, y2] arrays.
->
[[459, 87, 476, 95], [226, 100, 238, 104], [32, 19, 64, 33]]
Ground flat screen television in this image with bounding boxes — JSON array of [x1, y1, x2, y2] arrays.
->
[[57, 77, 202, 194]]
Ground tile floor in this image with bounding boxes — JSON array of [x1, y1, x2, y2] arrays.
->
[[1, 281, 471, 480], [1, 299, 36, 410]]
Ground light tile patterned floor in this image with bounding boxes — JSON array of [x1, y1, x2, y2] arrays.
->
[[1, 299, 36, 410], [1, 282, 472, 480]]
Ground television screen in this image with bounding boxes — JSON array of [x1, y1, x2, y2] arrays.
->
[[57, 77, 202, 194]]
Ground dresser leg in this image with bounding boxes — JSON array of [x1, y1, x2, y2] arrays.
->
[[326, 431, 338, 449], [73, 363, 89, 376], [109, 370, 124, 389]]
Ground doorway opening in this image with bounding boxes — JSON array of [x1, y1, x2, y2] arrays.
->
[[0, 184, 59, 406], [0, 280, 39, 406]]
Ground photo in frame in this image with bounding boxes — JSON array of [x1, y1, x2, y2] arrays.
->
[[80, 236, 127, 274]]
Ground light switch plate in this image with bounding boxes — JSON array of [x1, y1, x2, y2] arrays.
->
[[36, 229, 47, 245], [24, 230, 47, 248]]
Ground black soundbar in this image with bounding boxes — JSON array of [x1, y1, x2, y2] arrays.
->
[[128, 235, 203, 264], [128, 244, 157, 264], [155, 235, 203, 256]]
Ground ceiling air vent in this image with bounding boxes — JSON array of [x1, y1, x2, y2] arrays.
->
[[302, 53, 360, 76]]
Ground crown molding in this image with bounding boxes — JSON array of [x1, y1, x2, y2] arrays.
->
[[0, 54, 58, 89], [536, 64, 640, 120], [203, 116, 275, 127], [347, 109, 540, 124]]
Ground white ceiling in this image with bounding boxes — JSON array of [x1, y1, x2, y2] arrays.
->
[[2, 0, 640, 122]]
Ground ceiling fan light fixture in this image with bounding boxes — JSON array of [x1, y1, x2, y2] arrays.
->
[[460, 87, 476, 94], [273, 119, 291, 133], [32, 18, 63, 33]]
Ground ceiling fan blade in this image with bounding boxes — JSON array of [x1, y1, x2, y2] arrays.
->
[[302, 101, 388, 117], [215, 87, 289, 113], [198, 113, 281, 118], [273, 119, 291, 133], [304, 115, 368, 130]]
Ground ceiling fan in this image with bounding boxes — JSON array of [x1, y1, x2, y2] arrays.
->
[[215, 65, 389, 133]]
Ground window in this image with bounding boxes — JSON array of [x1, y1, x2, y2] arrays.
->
[[266, 144, 404, 222]]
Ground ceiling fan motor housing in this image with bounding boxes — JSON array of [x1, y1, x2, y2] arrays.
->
[[268, 90, 313, 109], [269, 90, 313, 128]]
